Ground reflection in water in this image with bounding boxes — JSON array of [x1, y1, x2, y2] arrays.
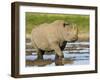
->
[[26, 42, 90, 67]]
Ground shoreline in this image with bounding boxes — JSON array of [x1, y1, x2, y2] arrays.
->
[[26, 32, 89, 43]]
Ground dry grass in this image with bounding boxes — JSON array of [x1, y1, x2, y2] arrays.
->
[[78, 32, 89, 41]]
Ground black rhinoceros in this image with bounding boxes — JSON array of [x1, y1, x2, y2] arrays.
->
[[31, 20, 78, 65]]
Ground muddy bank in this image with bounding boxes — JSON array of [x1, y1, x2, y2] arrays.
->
[[26, 59, 53, 66], [26, 58, 73, 66]]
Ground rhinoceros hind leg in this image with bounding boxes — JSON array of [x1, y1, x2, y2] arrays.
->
[[37, 49, 45, 60]]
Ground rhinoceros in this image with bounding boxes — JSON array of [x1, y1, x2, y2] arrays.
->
[[31, 20, 78, 65]]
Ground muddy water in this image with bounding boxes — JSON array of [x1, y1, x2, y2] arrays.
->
[[26, 42, 89, 67]]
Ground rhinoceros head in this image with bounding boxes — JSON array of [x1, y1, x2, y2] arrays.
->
[[55, 20, 78, 42], [62, 22, 78, 42]]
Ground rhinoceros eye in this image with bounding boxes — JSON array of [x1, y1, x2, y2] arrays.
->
[[63, 23, 70, 27]]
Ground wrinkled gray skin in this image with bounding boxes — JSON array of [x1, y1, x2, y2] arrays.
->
[[31, 20, 78, 65]]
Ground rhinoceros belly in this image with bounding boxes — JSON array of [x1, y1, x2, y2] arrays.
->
[[32, 33, 52, 51]]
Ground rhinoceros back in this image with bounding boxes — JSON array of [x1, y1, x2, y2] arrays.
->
[[31, 22, 64, 51]]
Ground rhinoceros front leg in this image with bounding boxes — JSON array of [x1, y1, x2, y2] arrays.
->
[[60, 41, 67, 51], [51, 44, 64, 65]]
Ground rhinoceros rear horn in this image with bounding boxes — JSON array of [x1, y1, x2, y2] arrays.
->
[[73, 24, 77, 30]]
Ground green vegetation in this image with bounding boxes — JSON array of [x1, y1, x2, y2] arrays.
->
[[26, 12, 89, 34]]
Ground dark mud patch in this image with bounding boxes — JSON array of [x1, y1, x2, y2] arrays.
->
[[26, 59, 73, 67], [26, 59, 53, 66], [63, 58, 73, 64]]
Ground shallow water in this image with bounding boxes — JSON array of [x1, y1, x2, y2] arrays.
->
[[26, 42, 90, 66]]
